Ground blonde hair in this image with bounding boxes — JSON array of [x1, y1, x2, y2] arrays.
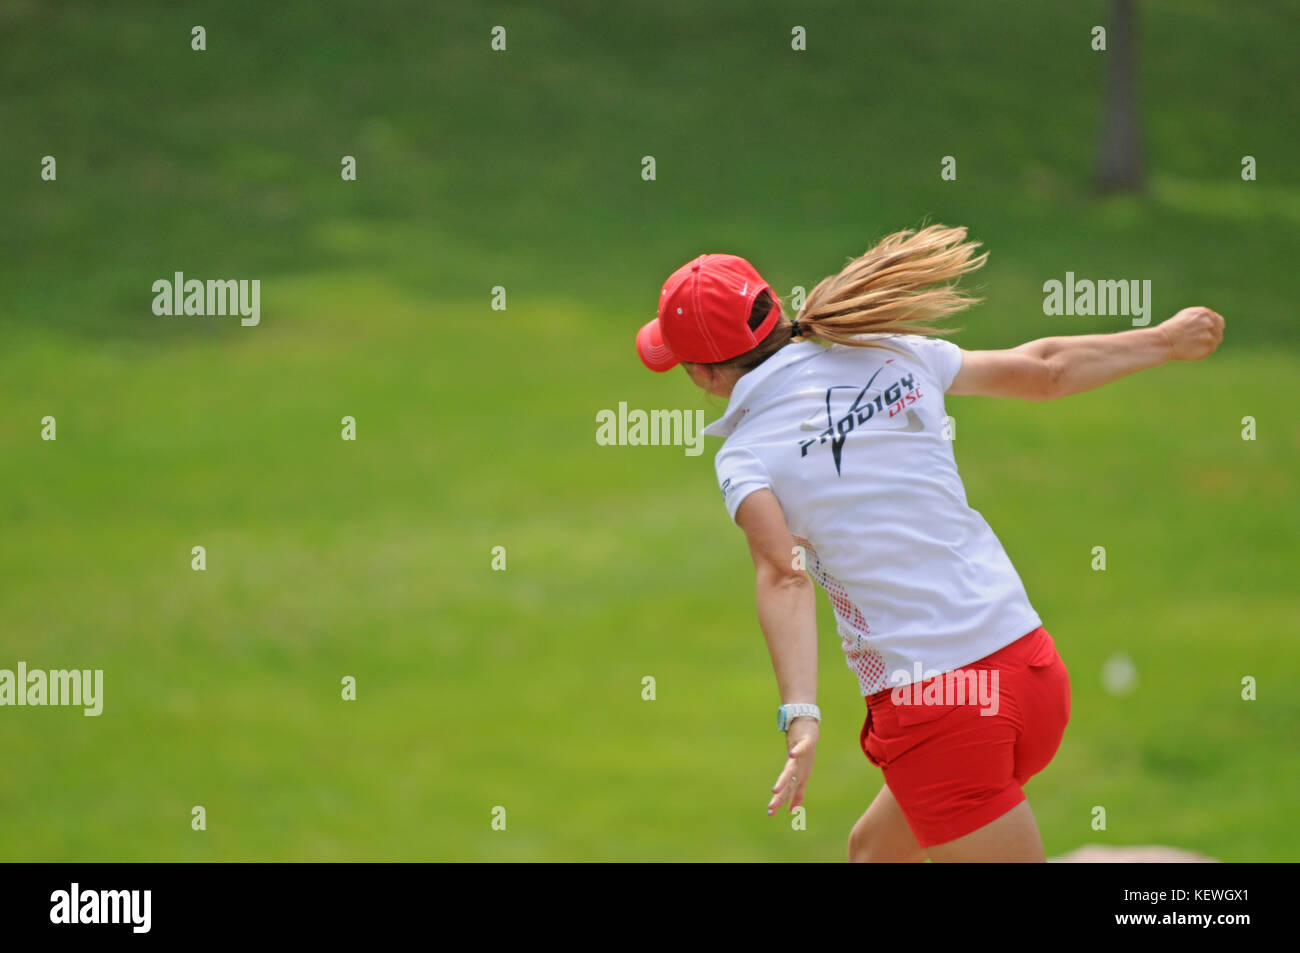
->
[[793, 224, 987, 345], [695, 224, 986, 376]]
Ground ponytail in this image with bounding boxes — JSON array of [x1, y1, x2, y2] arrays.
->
[[794, 224, 987, 346]]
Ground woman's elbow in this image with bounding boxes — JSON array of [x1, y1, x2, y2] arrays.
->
[[755, 564, 811, 591], [1027, 357, 1066, 401]]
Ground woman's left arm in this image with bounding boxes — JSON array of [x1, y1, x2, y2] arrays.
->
[[734, 489, 820, 816]]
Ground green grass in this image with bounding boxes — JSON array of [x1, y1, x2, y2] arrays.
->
[[0, 0, 1296, 860]]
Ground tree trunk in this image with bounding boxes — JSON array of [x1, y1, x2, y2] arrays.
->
[[1096, 0, 1143, 192]]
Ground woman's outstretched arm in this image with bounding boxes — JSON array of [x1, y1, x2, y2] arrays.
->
[[948, 306, 1225, 400]]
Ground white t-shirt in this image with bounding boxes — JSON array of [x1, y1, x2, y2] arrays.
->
[[706, 335, 1042, 696]]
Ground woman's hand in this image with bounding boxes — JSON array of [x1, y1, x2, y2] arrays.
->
[[768, 717, 819, 816], [1158, 306, 1225, 361]]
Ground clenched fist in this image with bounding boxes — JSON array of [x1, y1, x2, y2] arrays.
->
[[1159, 306, 1225, 361]]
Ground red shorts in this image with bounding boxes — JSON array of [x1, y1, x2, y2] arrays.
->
[[860, 626, 1071, 849]]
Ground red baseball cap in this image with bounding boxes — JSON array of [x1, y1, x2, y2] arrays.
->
[[637, 254, 781, 372]]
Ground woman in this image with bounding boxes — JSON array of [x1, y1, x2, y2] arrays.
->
[[635, 225, 1224, 862]]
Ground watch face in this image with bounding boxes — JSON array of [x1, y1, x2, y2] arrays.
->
[[777, 708, 787, 731]]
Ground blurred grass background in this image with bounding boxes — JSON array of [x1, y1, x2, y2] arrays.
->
[[0, 0, 1296, 860]]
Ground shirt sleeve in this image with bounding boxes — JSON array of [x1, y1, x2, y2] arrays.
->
[[714, 444, 772, 524], [909, 336, 965, 392]]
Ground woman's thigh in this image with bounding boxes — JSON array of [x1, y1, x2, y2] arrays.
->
[[848, 784, 927, 863], [924, 799, 1045, 863]]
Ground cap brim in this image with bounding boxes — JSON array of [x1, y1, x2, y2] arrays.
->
[[636, 318, 680, 372]]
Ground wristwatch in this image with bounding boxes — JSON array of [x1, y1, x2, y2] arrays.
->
[[777, 703, 821, 732]]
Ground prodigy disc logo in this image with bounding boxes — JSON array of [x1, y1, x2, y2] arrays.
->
[[798, 366, 924, 475]]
